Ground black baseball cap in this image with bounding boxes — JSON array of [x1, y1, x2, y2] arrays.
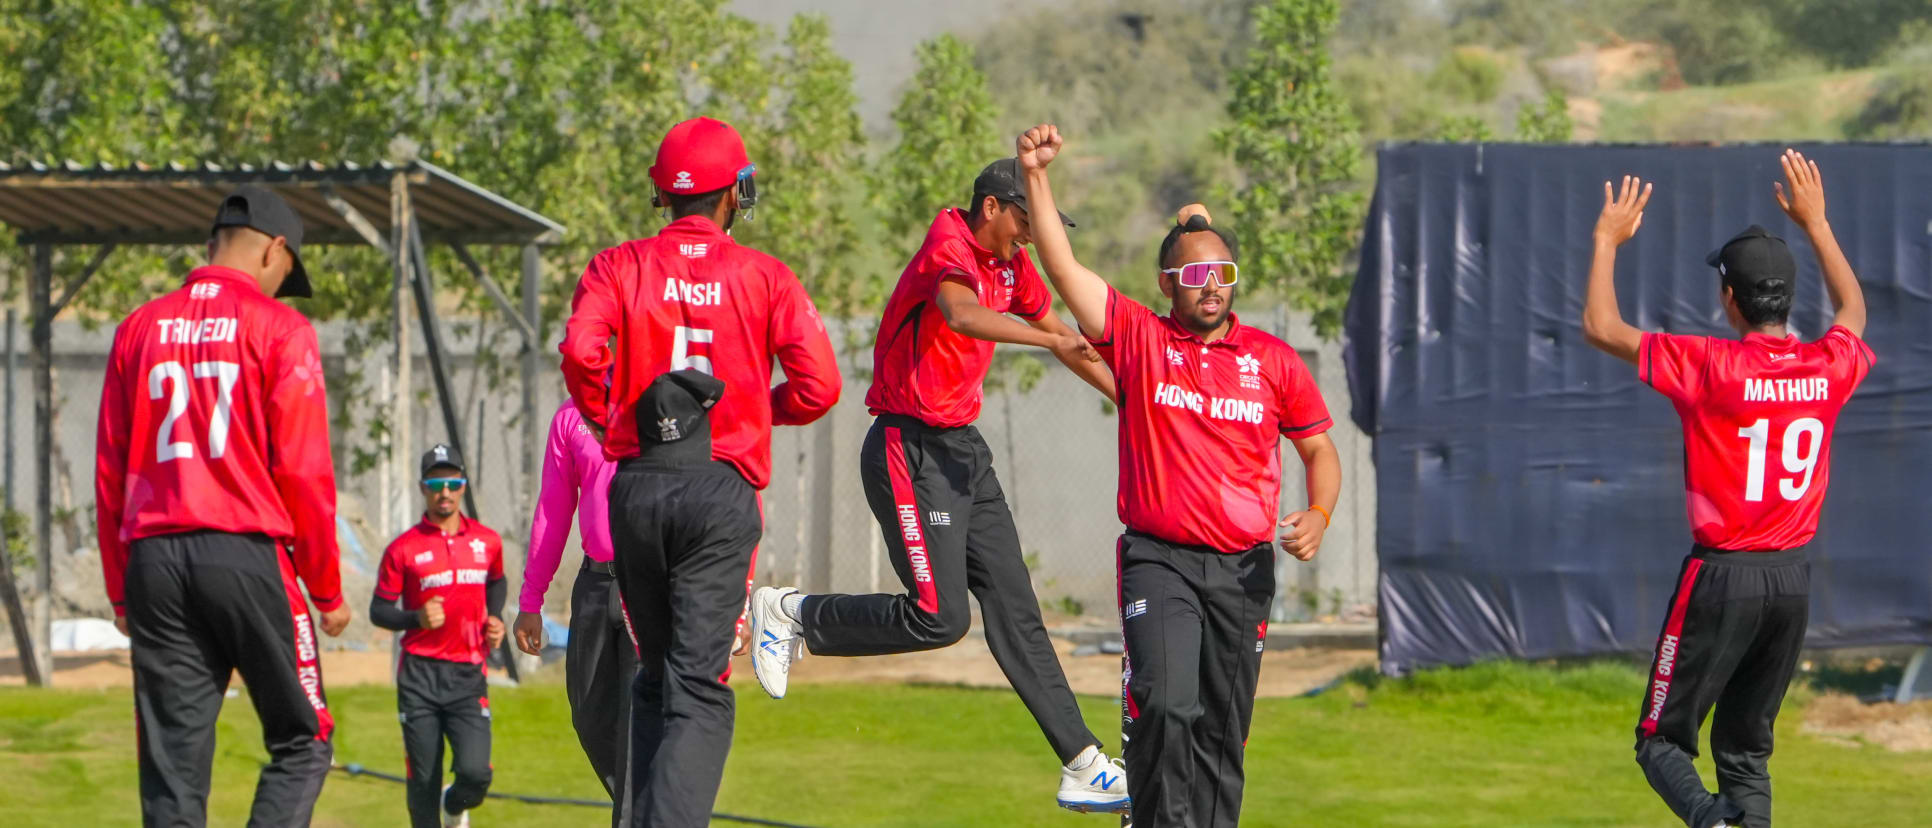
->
[[1706, 225, 1796, 296], [971, 158, 1075, 227], [211, 185, 311, 299], [420, 443, 465, 479], [635, 369, 726, 464]]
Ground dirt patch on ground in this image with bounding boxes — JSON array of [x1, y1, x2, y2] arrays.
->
[[773, 636, 1373, 699], [1801, 693, 1932, 752], [6, 640, 1376, 700]]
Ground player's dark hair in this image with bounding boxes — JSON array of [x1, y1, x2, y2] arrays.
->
[[1159, 214, 1239, 269], [1725, 275, 1794, 327], [963, 192, 1007, 227], [666, 185, 731, 220]]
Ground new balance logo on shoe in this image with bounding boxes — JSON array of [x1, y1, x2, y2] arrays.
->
[[760, 629, 784, 654], [1090, 770, 1120, 791]]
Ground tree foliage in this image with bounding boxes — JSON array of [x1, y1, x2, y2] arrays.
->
[[1220, 0, 1365, 338], [875, 34, 1001, 249], [1515, 90, 1574, 142]]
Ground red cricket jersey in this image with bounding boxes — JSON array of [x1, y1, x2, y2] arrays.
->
[[865, 208, 1054, 427], [1639, 326, 1875, 550], [94, 266, 341, 616], [375, 515, 505, 664], [1089, 288, 1332, 553], [560, 216, 841, 488]]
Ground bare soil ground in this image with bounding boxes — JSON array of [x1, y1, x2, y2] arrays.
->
[[1801, 693, 1932, 752], [4, 637, 1376, 699]]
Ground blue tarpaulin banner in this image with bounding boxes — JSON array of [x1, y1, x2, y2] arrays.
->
[[1344, 143, 1932, 674]]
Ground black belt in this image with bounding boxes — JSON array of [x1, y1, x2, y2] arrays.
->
[[581, 556, 615, 576]]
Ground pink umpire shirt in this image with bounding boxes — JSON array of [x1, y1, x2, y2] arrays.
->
[[519, 399, 618, 614]]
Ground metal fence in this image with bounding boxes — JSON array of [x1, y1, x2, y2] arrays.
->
[[5, 303, 1375, 661]]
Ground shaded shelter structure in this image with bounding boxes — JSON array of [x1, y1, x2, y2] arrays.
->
[[0, 160, 563, 685]]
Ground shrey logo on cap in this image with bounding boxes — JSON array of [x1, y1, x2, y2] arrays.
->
[[674, 171, 695, 190]]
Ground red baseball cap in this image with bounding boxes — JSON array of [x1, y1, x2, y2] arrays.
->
[[650, 117, 752, 195]]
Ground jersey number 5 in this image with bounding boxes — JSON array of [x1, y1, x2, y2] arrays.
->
[[1738, 417, 1824, 502], [149, 360, 240, 463], [672, 326, 714, 375]]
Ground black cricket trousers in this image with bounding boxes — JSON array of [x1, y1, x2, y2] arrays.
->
[[124, 530, 333, 828], [568, 557, 639, 824], [1635, 545, 1810, 828], [797, 414, 1099, 764], [609, 458, 762, 828], [1117, 531, 1275, 828], [397, 652, 493, 828]]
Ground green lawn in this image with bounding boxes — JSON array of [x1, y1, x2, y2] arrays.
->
[[2, 662, 1928, 826]]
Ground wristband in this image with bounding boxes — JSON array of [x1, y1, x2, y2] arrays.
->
[[1307, 503, 1331, 526]]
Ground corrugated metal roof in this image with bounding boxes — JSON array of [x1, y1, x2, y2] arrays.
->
[[0, 160, 564, 246]]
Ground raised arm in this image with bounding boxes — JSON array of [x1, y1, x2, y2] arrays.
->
[[1016, 124, 1110, 338], [1581, 175, 1653, 365], [1774, 148, 1865, 338]]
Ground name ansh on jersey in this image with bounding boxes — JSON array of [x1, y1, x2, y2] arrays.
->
[[1742, 377, 1828, 403], [662, 278, 723, 307]]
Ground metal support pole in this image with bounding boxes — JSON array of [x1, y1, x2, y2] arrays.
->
[[28, 243, 54, 685], [519, 243, 541, 514], [405, 218, 476, 519], [510, 244, 543, 681], [0, 300, 38, 685], [391, 175, 414, 539]]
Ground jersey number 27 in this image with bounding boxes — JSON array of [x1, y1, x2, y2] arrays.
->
[[1738, 417, 1824, 502], [150, 360, 240, 463]]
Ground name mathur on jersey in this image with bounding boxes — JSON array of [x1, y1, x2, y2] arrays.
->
[[1742, 376, 1830, 403]]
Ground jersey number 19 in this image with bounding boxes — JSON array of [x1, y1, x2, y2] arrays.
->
[[1737, 417, 1824, 502]]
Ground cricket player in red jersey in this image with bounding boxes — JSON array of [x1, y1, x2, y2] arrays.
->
[[371, 445, 506, 828], [744, 156, 1129, 814], [560, 116, 841, 827], [1017, 125, 1341, 828], [1583, 151, 1873, 828], [94, 186, 348, 827]]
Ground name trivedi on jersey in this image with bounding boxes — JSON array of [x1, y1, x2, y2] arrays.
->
[[1742, 377, 1829, 403]]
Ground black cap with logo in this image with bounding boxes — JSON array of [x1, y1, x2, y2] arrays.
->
[[635, 369, 726, 464], [211, 185, 311, 299], [1706, 224, 1796, 297], [420, 443, 466, 479], [972, 158, 1076, 227]]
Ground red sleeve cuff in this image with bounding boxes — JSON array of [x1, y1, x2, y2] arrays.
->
[[309, 592, 345, 612]]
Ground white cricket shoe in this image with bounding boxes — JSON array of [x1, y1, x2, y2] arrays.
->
[[1057, 747, 1130, 814], [749, 586, 804, 699], [441, 784, 469, 827]]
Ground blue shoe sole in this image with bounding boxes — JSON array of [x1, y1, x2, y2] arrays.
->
[[1057, 796, 1131, 815]]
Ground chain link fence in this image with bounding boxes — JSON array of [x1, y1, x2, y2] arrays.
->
[[5, 304, 1375, 667]]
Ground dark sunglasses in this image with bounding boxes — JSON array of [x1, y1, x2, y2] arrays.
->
[[423, 478, 467, 493]]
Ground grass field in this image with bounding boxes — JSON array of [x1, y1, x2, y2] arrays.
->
[[2, 661, 1929, 827]]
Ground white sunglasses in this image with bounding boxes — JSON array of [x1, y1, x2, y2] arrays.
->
[[1161, 260, 1239, 289]]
